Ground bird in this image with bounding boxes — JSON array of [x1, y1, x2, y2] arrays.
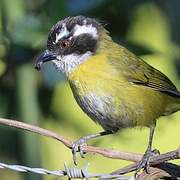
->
[[35, 15, 180, 173]]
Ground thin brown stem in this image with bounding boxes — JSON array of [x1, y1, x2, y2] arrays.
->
[[0, 118, 143, 161], [0, 118, 72, 148], [111, 147, 180, 175]]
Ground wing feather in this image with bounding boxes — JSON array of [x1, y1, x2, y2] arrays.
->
[[110, 47, 180, 97], [126, 58, 180, 97]]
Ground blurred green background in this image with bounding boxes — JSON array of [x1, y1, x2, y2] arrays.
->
[[0, 0, 180, 179]]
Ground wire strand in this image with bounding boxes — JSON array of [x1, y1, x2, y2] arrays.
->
[[0, 162, 130, 179]]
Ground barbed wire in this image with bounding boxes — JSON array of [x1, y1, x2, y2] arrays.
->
[[0, 161, 131, 179]]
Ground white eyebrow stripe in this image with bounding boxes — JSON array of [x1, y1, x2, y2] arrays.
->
[[73, 24, 98, 39], [55, 23, 69, 43], [83, 19, 87, 25]]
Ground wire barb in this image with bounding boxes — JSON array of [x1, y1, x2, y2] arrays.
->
[[64, 162, 89, 179]]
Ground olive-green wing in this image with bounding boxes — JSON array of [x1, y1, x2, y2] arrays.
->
[[110, 46, 180, 97], [124, 57, 180, 97]]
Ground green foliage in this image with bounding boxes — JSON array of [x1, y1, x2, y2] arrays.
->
[[0, 1, 179, 179]]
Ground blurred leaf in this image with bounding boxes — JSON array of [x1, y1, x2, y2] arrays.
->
[[16, 64, 41, 180], [127, 2, 180, 84], [127, 2, 179, 56], [44, 0, 67, 23], [11, 15, 46, 48], [0, 59, 6, 76], [2, 0, 25, 26]]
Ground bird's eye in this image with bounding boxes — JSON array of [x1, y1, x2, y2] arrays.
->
[[60, 40, 70, 49]]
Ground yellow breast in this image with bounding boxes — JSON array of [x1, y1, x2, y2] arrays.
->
[[69, 53, 126, 93]]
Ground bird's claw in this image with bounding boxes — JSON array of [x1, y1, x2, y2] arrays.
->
[[72, 138, 87, 165], [135, 149, 152, 176], [135, 148, 160, 178]]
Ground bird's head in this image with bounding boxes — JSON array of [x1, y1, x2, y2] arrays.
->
[[35, 16, 109, 75]]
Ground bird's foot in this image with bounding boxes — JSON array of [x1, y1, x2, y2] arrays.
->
[[71, 132, 111, 165], [135, 148, 152, 176], [135, 149, 160, 177], [72, 137, 87, 165]]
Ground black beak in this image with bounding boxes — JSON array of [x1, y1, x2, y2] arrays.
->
[[35, 50, 56, 70]]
